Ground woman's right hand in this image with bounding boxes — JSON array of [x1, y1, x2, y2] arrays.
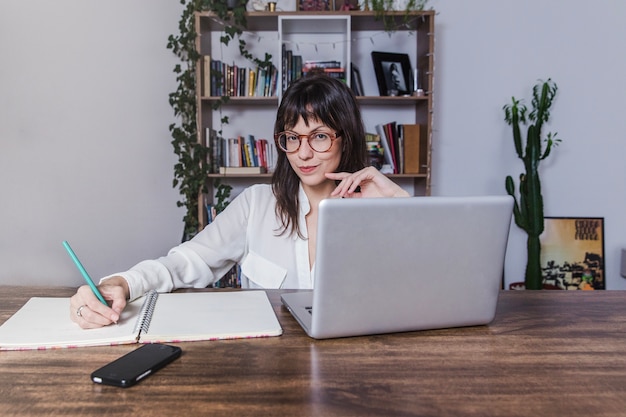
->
[[69, 276, 129, 329], [326, 166, 410, 198]]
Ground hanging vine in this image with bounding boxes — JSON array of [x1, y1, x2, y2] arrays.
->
[[167, 0, 271, 241], [167, 1, 425, 241], [167, 0, 204, 241], [369, 0, 429, 31]]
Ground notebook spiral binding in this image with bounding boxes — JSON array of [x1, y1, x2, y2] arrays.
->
[[133, 289, 159, 341]]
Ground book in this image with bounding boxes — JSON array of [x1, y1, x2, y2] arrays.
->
[[0, 290, 282, 350], [256, 67, 266, 97], [282, 45, 292, 93], [399, 124, 427, 174], [248, 68, 256, 97], [246, 134, 258, 166], [239, 136, 249, 166], [211, 59, 222, 96], [207, 128, 222, 174], [350, 63, 364, 96], [375, 123, 395, 173], [219, 166, 267, 174], [389, 121, 402, 173], [293, 55, 303, 85], [383, 122, 399, 173], [303, 60, 341, 69], [264, 139, 278, 172], [256, 138, 267, 168], [239, 66, 246, 97], [202, 55, 211, 97], [397, 126, 405, 173], [268, 64, 278, 96]]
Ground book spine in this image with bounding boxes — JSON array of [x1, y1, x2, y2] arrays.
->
[[248, 69, 256, 97], [375, 124, 395, 171], [203, 55, 211, 97]]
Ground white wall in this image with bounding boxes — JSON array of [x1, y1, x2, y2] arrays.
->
[[428, 0, 626, 288], [1, 0, 625, 289], [0, 1, 185, 286]]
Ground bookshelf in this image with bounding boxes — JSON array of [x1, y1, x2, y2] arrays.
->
[[195, 10, 435, 228]]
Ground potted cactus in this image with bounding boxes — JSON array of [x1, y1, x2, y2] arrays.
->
[[503, 79, 561, 290]]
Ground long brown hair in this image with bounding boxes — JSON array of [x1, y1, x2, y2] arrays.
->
[[271, 75, 368, 238]]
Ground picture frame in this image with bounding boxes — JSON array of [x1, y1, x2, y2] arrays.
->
[[299, 0, 329, 11], [371, 51, 412, 96], [333, 0, 358, 10], [350, 63, 364, 96], [540, 217, 605, 290]]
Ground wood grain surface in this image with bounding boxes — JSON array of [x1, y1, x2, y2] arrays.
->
[[2, 286, 626, 417]]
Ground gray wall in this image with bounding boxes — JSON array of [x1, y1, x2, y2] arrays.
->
[[0, 1, 185, 286], [429, 0, 626, 288], [1, 0, 625, 289]]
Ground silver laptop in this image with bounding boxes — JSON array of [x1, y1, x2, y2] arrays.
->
[[281, 195, 514, 339]]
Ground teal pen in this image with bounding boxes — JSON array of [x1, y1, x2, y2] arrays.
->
[[62, 241, 108, 306]]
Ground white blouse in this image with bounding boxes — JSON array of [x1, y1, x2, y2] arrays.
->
[[101, 184, 314, 300]]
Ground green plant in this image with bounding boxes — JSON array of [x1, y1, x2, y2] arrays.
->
[[204, 0, 272, 69], [168, 0, 271, 241], [168, 0, 205, 242], [203, 0, 272, 128], [369, 0, 429, 31], [503, 79, 561, 290], [210, 179, 235, 288], [213, 180, 232, 214]]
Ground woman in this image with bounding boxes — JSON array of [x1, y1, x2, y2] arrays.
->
[[70, 74, 409, 328]]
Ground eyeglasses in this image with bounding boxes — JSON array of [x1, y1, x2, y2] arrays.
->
[[274, 130, 340, 153]]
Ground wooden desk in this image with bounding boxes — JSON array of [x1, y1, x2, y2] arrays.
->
[[2, 286, 626, 417]]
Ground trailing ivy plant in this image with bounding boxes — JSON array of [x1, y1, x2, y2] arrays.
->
[[213, 180, 233, 214], [167, 0, 205, 242], [167, 0, 272, 241], [204, 0, 273, 68], [368, 0, 429, 31]]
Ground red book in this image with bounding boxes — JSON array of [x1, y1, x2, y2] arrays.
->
[[384, 122, 398, 173]]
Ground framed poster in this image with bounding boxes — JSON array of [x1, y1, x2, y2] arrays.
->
[[540, 217, 605, 290], [371, 52, 412, 96], [334, 0, 359, 10], [350, 63, 364, 96], [299, 0, 329, 10]]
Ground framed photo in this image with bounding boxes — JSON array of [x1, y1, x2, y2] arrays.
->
[[371, 52, 412, 96], [350, 63, 364, 96], [333, 0, 359, 10], [299, 0, 329, 11], [540, 217, 605, 290]]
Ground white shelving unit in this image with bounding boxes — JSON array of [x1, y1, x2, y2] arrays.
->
[[278, 15, 350, 95], [195, 11, 435, 229]]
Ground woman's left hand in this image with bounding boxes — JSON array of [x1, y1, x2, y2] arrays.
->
[[326, 167, 410, 198]]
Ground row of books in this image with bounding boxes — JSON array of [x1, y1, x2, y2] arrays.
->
[[205, 125, 424, 175], [207, 129, 278, 174], [372, 122, 428, 174], [204, 200, 242, 288], [302, 59, 346, 81], [202, 55, 278, 98], [210, 265, 241, 288], [281, 46, 346, 92], [202, 53, 346, 98], [281, 46, 304, 93]]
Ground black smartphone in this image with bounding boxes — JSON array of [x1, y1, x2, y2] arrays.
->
[[91, 343, 182, 388]]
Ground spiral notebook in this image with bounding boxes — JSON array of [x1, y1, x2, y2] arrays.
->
[[0, 290, 282, 350]]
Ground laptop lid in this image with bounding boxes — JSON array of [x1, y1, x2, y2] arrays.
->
[[281, 195, 514, 339]]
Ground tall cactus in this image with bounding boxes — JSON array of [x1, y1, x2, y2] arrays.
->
[[503, 79, 561, 290]]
